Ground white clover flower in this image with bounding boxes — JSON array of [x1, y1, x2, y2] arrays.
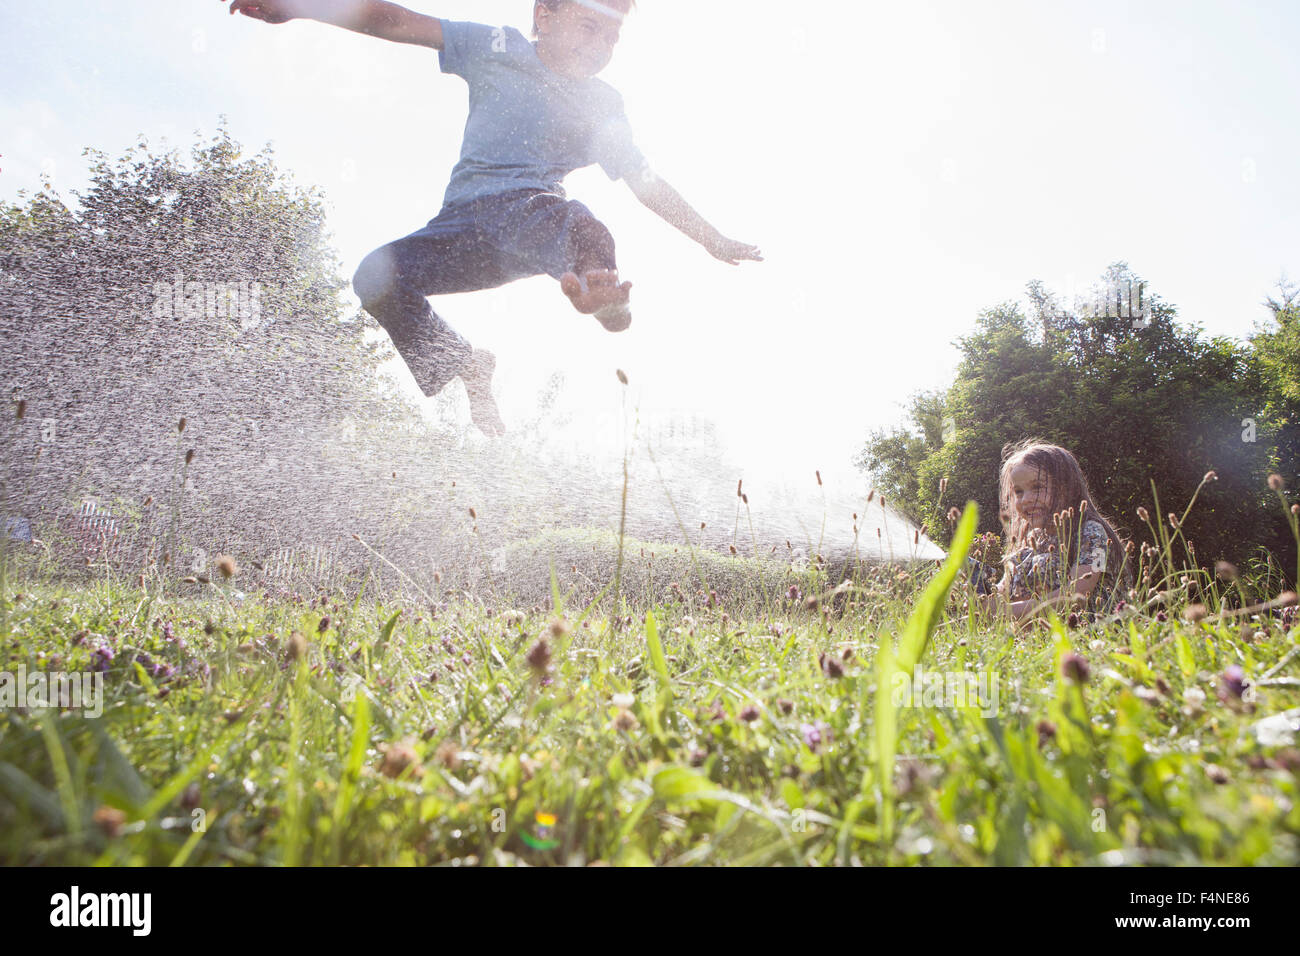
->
[[612, 692, 634, 709]]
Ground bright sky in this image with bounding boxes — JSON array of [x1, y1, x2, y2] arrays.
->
[[4, 0, 1299, 493]]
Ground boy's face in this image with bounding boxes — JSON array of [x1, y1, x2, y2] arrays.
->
[[535, 1, 629, 79]]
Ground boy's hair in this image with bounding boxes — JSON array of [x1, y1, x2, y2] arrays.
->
[[531, 0, 636, 38], [998, 438, 1132, 589]]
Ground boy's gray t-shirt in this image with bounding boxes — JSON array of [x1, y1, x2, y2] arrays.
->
[[438, 19, 649, 209]]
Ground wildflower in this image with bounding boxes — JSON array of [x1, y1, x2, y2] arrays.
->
[[612, 692, 634, 708], [181, 783, 202, 811], [380, 741, 422, 779], [1036, 719, 1057, 746], [1168, 513, 1180, 530], [185, 449, 194, 465], [1066, 612, 1079, 629], [286, 631, 307, 661], [800, 721, 832, 753], [1136, 506, 1150, 523], [939, 477, 948, 496], [947, 506, 960, 525], [1218, 665, 1246, 701], [90, 645, 114, 673], [739, 704, 760, 722], [525, 638, 552, 674], [93, 806, 127, 837], [616, 368, 628, 385], [816, 470, 822, 486], [777, 698, 794, 715], [1060, 652, 1090, 684], [737, 479, 743, 498], [1203, 470, 1218, 483], [1204, 763, 1230, 785], [1215, 561, 1237, 582], [1268, 474, 1283, 491], [216, 555, 237, 579], [1183, 604, 1208, 623], [729, 544, 737, 555], [702, 700, 726, 722], [688, 748, 708, 767], [1183, 686, 1206, 715], [318, 615, 331, 633], [435, 740, 461, 770], [468, 507, 476, 520], [612, 708, 639, 732], [819, 652, 844, 680], [1155, 611, 1168, 623]]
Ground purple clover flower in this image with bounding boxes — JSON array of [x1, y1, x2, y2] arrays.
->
[[800, 721, 832, 753], [1220, 665, 1246, 700], [90, 645, 114, 672]]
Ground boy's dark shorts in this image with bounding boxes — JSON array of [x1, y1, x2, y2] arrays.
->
[[402, 189, 616, 286], [352, 189, 617, 396]]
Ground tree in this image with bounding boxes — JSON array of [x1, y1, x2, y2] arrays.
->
[[858, 264, 1288, 571], [1, 121, 417, 570]]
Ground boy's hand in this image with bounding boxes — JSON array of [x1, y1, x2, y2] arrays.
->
[[226, 0, 299, 24], [705, 235, 763, 266]]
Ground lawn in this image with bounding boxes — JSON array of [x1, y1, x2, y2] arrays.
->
[[1, 504, 1298, 866]]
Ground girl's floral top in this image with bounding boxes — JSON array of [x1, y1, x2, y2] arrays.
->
[[1002, 519, 1121, 613]]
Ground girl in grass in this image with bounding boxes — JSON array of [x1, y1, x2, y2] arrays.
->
[[980, 439, 1131, 621]]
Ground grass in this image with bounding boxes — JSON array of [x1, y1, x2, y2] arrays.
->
[[1, 492, 1298, 866], [3, 396, 1299, 865]]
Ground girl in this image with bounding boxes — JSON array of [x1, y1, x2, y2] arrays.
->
[[981, 439, 1131, 621]]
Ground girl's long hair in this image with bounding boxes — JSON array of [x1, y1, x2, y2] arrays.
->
[[998, 439, 1132, 590]]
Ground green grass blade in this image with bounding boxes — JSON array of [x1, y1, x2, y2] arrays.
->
[[331, 689, 371, 861], [897, 502, 979, 674], [38, 713, 81, 840], [645, 608, 670, 689]]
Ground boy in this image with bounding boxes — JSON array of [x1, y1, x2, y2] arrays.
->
[[225, 0, 763, 436]]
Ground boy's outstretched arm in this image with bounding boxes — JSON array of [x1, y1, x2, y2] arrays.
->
[[225, 0, 443, 48], [628, 171, 762, 265]]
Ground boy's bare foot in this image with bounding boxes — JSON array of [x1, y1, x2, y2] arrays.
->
[[561, 269, 633, 332], [460, 349, 506, 438]]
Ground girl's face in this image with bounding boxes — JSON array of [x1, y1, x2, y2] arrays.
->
[[1009, 461, 1051, 529]]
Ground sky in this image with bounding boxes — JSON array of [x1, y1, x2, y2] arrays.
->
[[3, 0, 1299, 495]]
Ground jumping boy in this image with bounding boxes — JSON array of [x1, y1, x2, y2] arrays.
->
[[224, 0, 763, 436]]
